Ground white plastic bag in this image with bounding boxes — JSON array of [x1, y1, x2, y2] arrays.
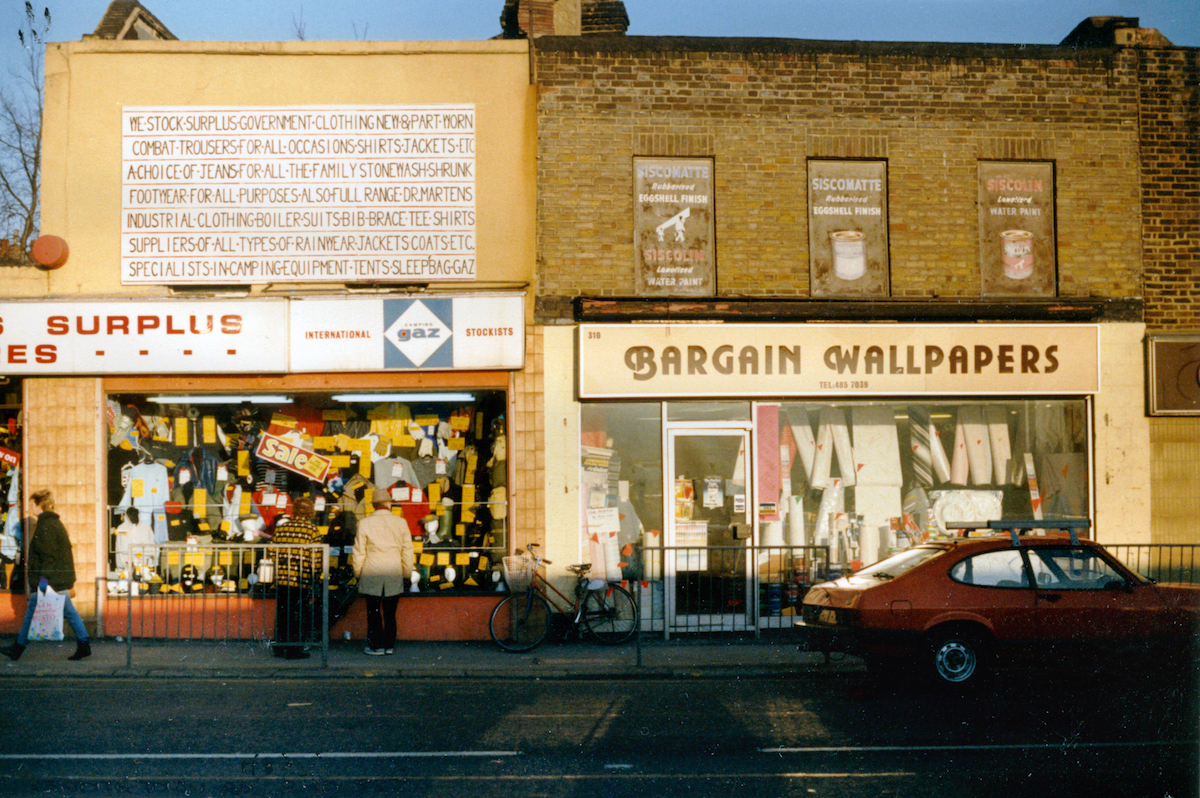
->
[[28, 581, 65, 642]]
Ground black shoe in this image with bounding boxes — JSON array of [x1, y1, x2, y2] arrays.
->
[[68, 641, 91, 661], [1, 643, 24, 661], [284, 650, 311, 660]]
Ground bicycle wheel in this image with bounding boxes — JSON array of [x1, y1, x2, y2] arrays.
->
[[581, 584, 637, 644], [489, 591, 552, 652]]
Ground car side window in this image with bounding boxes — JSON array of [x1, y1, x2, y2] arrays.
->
[[1027, 549, 1125, 590], [949, 551, 1030, 588]]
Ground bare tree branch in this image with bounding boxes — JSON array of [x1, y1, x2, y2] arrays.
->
[[0, 10, 46, 260], [292, 7, 307, 41]]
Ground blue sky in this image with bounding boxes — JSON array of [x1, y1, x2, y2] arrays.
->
[[5, 0, 1199, 51]]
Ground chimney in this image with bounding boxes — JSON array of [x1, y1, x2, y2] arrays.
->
[[499, 0, 628, 38], [1060, 16, 1174, 48]]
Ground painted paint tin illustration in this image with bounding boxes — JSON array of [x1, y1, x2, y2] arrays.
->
[[1000, 229, 1034, 279], [830, 230, 866, 280]]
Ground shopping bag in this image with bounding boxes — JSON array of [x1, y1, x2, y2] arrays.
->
[[28, 581, 65, 642]]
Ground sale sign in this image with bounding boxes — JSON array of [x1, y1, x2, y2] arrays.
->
[[0, 447, 18, 468], [254, 431, 332, 483]]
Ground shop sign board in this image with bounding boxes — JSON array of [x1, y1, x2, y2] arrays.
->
[[122, 105, 476, 285], [977, 161, 1057, 296], [634, 157, 715, 297], [255, 431, 333, 483], [0, 300, 288, 374], [578, 323, 1099, 398], [807, 160, 889, 297], [288, 295, 524, 372]]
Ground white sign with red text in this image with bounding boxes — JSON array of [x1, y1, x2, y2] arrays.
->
[[0, 300, 288, 374], [255, 431, 333, 483], [0, 296, 523, 374]]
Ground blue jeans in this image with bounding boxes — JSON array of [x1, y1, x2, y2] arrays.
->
[[17, 589, 89, 646]]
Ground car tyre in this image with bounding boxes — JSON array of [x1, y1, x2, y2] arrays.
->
[[929, 628, 988, 688]]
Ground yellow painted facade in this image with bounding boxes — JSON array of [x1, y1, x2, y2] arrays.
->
[[10, 39, 539, 633]]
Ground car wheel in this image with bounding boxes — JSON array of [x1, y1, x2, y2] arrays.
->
[[929, 629, 987, 687]]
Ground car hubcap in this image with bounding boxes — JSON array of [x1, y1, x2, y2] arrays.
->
[[935, 640, 976, 682]]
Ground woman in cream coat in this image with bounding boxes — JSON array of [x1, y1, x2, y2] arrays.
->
[[352, 488, 416, 655]]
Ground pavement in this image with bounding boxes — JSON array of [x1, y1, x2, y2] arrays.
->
[[0, 635, 863, 680]]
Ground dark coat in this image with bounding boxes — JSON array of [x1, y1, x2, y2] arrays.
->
[[27, 511, 76, 593]]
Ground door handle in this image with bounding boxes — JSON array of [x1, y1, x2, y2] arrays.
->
[[1036, 593, 1062, 602]]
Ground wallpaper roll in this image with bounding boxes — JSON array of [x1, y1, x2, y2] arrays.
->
[[1007, 409, 1029, 486], [908, 406, 934, 487], [761, 521, 785, 547], [950, 416, 969, 485], [811, 412, 834, 489], [929, 415, 953, 484], [826, 407, 856, 487], [789, 412, 819, 489], [813, 478, 844, 545], [959, 406, 993, 486], [854, 486, 902, 565], [785, 495, 806, 546], [985, 406, 1013, 486], [757, 405, 782, 522], [604, 530, 622, 580], [852, 406, 902, 487]]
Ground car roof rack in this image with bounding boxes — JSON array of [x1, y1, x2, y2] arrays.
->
[[945, 518, 1091, 547]]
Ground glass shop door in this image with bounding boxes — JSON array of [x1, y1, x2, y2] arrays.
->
[[665, 427, 753, 633]]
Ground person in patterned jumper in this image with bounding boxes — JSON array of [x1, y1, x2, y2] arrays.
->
[[270, 496, 322, 660]]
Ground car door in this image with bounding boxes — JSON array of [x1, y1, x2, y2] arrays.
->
[[945, 548, 1039, 642], [1026, 546, 1165, 644]]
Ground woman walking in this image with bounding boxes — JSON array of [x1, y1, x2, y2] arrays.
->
[[2, 489, 91, 661]]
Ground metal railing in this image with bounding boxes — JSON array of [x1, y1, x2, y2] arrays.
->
[[634, 544, 831, 640], [111, 543, 329, 666], [1106, 544, 1200, 585]]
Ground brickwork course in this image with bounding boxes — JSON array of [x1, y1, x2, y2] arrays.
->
[[1139, 47, 1200, 331], [531, 35, 1197, 327]]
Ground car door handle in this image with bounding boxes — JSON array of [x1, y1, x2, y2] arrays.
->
[[1036, 593, 1062, 602]]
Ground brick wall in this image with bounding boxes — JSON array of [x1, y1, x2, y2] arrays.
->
[[533, 38, 1144, 321], [511, 328, 546, 550], [24, 378, 102, 626], [1139, 47, 1200, 331]]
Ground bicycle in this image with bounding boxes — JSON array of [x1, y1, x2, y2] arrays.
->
[[489, 542, 638, 652]]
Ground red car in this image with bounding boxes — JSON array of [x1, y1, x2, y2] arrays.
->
[[796, 520, 1200, 687]]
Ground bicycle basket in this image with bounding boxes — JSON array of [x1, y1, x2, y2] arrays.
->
[[502, 555, 535, 593]]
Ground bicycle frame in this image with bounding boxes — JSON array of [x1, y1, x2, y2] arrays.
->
[[525, 557, 590, 622], [490, 544, 638, 652]]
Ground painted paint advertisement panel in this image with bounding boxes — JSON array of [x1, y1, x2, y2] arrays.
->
[[978, 161, 1056, 296], [807, 160, 889, 297], [634, 157, 715, 296]]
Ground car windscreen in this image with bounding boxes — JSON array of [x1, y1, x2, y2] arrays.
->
[[855, 546, 947, 580]]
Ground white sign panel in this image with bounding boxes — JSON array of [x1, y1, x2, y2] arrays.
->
[[122, 106, 476, 285], [579, 323, 1099, 398], [0, 301, 288, 374], [289, 295, 524, 372]]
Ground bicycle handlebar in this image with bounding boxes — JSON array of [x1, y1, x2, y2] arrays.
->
[[520, 542, 552, 566]]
